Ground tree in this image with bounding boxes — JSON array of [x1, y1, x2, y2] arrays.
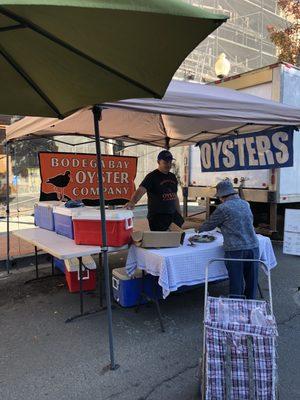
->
[[267, 0, 300, 65], [10, 138, 58, 177], [172, 161, 184, 188]]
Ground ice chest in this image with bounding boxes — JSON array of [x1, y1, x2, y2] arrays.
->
[[34, 201, 62, 231], [64, 256, 96, 293], [54, 258, 65, 274], [73, 209, 133, 247], [53, 206, 85, 239], [112, 267, 162, 307]]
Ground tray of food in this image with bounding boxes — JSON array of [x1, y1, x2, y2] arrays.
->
[[188, 234, 216, 245]]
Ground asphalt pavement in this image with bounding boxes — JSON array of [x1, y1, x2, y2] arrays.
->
[[0, 242, 299, 400]]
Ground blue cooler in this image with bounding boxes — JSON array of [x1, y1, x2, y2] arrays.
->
[[34, 201, 62, 231], [53, 206, 79, 239], [112, 267, 162, 307], [54, 258, 66, 274]]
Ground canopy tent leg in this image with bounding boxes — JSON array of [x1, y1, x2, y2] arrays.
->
[[93, 105, 118, 371], [5, 141, 10, 274]]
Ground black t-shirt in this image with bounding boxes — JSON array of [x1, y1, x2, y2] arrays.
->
[[140, 169, 178, 217]]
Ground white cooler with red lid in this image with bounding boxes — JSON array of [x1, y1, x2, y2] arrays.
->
[[72, 209, 133, 247]]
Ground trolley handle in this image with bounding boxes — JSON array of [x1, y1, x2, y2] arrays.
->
[[204, 258, 274, 317]]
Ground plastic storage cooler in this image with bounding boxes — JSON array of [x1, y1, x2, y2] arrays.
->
[[112, 267, 162, 307], [53, 206, 82, 239], [54, 258, 65, 274], [73, 209, 133, 247], [64, 256, 97, 293], [34, 201, 62, 231]]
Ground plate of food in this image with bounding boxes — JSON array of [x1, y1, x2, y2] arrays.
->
[[188, 234, 216, 245]]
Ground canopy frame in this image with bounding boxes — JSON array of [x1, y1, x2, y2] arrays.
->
[[0, 6, 160, 100], [4, 111, 120, 370]]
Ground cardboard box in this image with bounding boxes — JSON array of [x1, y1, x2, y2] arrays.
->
[[132, 230, 185, 248], [169, 222, 184, 232]]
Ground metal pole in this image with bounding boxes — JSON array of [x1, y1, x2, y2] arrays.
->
[[93, 105, 117, 370], [79, 256, 83, 315], [5, 141, 10, 274], [99, 253, 103, 309], [268, 269, 274, 317]]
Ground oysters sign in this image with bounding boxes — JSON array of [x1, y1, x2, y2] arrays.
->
[[197, 127, 294, 172], [39, 152, 137, 205]]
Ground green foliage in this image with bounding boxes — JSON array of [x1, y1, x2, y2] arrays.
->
[[172, 161, 183, 187], [267, 0, 300, 65], [10, 138, 58, 177]]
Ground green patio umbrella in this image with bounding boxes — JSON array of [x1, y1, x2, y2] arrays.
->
[[0, 0, 227, 117], [0, 0, 227, 369]]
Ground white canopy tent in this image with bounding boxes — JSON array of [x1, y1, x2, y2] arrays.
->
[[6, 80, 300, 147], [4, 78, 300, 334]]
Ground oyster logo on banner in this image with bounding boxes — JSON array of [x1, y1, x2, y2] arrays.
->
[[197, 127, 294, 172], [39, 152, 137, 206]]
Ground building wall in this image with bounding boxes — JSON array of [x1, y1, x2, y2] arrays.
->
[[118, 1, 289, 197], [178, 0, 287, 81]]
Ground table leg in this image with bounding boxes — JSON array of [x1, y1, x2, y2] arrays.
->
[[135, 270, 146, 314], [51, 256, 54, 276], [65, 256, 108, 323], [35, 246, 39, 279], [135, 271, 165, 333], [25, 250, 64, 285], [153, 278, 165, 333]]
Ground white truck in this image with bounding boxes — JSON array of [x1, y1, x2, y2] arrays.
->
[[186, 63, 300, 237]]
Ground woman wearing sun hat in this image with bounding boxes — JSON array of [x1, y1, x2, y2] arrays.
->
[[197, 179, 259, 299]]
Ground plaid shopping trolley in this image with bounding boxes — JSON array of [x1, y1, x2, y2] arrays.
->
[[201, 258, 278, 400]]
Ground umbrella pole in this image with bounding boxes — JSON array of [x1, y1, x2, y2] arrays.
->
[[5, 141, 10, 274], [92, 105, 118, 371]]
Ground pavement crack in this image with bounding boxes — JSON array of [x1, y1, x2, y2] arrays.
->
[[141, 363, 198, 400], [278, 311, 300, 326], [103, 389, 125, 400]]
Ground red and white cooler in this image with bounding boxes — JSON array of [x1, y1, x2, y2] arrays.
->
[[64, 256, 96, 293], [72, 209, 134, 247]]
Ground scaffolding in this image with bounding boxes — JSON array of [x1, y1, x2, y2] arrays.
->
[[178, 0, 288, 81]]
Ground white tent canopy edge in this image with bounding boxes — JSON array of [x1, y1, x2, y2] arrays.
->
[[6, 80, 300, 147]]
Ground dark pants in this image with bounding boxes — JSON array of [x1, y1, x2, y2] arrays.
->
[[148, 211, 184, 231], [224, 247, 259, 300]]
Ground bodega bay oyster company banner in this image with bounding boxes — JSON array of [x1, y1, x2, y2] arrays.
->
[[197, 127, 294, 172], [38, 152, 137, 206]]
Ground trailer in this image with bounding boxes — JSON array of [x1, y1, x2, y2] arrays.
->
[[185, 63, 300, 237]]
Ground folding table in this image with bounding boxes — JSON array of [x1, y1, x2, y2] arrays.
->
[[13, 228, 128, 321]]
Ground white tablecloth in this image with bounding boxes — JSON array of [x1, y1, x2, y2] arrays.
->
[[126, 232, 277, 298]]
